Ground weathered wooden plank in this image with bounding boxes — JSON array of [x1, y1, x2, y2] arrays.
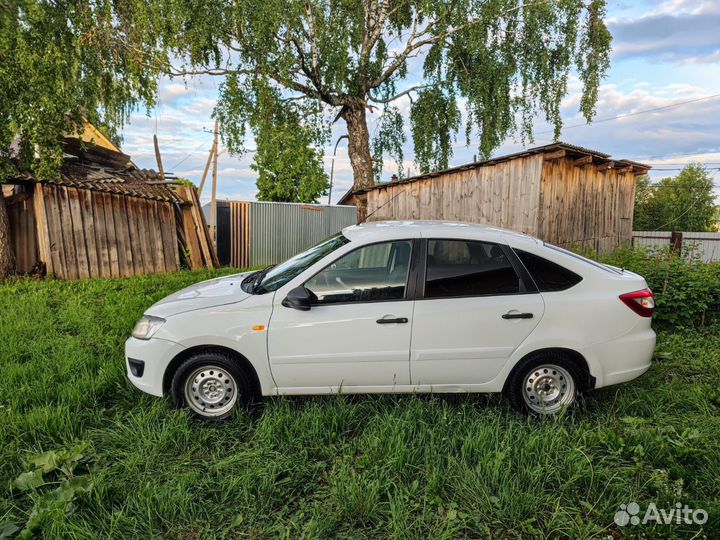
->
[[44, 186, 67, 276], [102, 192, 120, 277], [158, 202, 177, 272], [58, 186, 79, 280], [67, 188, 90, 279], [194, 187, 219, 267], [80, 189, 99, 278], [543, 149, 566, 160], [90, 191, 110, 277], [143, 199, 164, 273], [408, 181, 420, 220], [245, 203, 250, 267], [133, 198, 153, 274], [232, 203, 238, 267], [32, 185, 53, 274], [573, 155, 593, 166], [181, 203, 202, 269], [112, 193, 133, 277], [151, 201, 168, 273], [180, 186, 215, 268], [123, 196, 138, 273]]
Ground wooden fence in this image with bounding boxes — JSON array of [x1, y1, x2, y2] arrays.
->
[[229, 201, 251, 269], [34, 184, 180, 279], [6, 191, 37, 273], [632, 231, 720, 263]]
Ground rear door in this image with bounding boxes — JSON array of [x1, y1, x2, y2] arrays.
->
[[410, 239, 544, 386]]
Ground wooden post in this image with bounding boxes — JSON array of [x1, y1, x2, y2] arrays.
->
[[153, 134, 165, 181], [198, 119, 218, 197], [210, 122, 219, 246], [670, 231, 683, 253], [32, 184, 53, 275]]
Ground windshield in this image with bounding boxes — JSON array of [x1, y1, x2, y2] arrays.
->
[[254, 233, 350, 293]]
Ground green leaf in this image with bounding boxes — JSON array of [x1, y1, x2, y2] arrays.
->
[[13, 469, 45, 491], [53, 476, 93, 502], [31, 451, 60, 474]]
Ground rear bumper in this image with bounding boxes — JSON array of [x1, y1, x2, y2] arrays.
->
[[586, 328, 656, 388], [125, 336, 186, 397]]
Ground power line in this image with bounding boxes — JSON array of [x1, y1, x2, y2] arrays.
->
[[643, 149, 720, 160], [535, 92, 720, 135], [653, 191, 710, 231], [647, 162, 720, 166], [646, 183, 720, 188], [168, 137, 213, 171], [651, 167, 720, 171]]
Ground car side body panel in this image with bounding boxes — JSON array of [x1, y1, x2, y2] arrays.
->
[[125, 221, 655, 400]]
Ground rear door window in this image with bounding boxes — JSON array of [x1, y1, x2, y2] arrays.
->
[[424, 240, 521, 298], [514, 249, 582, 291]]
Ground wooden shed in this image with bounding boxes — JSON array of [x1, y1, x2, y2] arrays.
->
[[339, 142, 650, 253], [3, 137, 217, 279]]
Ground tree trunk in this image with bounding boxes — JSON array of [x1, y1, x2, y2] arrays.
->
[[0, 190, 15, 279], [341, 104, 374, 191], [341, 104, 374, 220]]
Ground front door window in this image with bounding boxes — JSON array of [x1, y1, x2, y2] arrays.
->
[[305, 240, 412, 304]]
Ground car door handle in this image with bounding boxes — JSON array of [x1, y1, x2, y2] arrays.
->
[[376, 317, 408, 324], [502, 312, 534, 320]]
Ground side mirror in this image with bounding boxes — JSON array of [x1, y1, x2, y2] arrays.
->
[[282, 286, 316, 311]]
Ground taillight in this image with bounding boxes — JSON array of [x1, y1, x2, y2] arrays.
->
[[619, 288, 655, 317]]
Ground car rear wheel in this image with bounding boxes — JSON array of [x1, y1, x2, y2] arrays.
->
[[171, 352, 255, 421], [505, 352, 581, 416]]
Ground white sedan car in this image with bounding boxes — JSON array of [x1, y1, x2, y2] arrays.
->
[[126, 221, 656, 420]]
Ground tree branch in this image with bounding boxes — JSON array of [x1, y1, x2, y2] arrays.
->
[[304, 1, 320, 76], [368, 82, 439, 104], [370, 0, 554, 89]]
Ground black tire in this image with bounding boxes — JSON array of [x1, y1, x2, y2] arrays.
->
[[504, 351, 582, 416], [170, 351, 256, 422]]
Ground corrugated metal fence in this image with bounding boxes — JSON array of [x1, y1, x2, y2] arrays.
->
[[208, 201, 357, 268], [633, 231, 720, 262]]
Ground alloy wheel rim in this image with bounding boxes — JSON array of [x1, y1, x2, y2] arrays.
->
[[184, 365, 238, 417], [522, 364, 575, 414]]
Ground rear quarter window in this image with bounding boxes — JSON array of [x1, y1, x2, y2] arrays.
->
[[514, 249, 582, 292]]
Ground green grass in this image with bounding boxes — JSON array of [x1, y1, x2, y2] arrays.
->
[[1, 270, 719, 539]]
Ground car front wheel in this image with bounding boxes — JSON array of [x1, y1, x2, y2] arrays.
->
[[505, 352, 581, 416], [171, 351, 254, 421]]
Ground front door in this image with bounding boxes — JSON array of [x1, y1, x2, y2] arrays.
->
[[268, 240, 415, 391], [411, 239, 545, 386]]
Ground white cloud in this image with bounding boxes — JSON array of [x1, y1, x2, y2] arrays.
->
[[608, 3, 720, 64]]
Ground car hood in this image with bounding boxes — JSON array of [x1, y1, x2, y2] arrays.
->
[[146, 271, 254, 318]]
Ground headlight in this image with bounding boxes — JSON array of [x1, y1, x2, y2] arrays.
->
[[131, 315, 166, 340]]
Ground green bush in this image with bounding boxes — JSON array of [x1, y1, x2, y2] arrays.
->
[[599, 246, 720, 329]]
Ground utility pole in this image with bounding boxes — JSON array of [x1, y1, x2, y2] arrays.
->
[[210, 122, 219, 245], [153, 134, 165, 181], [328, 134, 348, 204], [198, 121, 217, 197]]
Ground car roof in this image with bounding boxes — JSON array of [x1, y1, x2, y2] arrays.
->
[[341, 220, 541, 246]]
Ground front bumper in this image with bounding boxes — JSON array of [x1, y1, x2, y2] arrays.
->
[[125, 336, 186, 397]]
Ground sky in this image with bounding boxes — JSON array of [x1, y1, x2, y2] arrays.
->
[[119, 0, 720, 205]]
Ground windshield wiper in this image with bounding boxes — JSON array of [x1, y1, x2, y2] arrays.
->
[[247, 265, 274, 294]]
